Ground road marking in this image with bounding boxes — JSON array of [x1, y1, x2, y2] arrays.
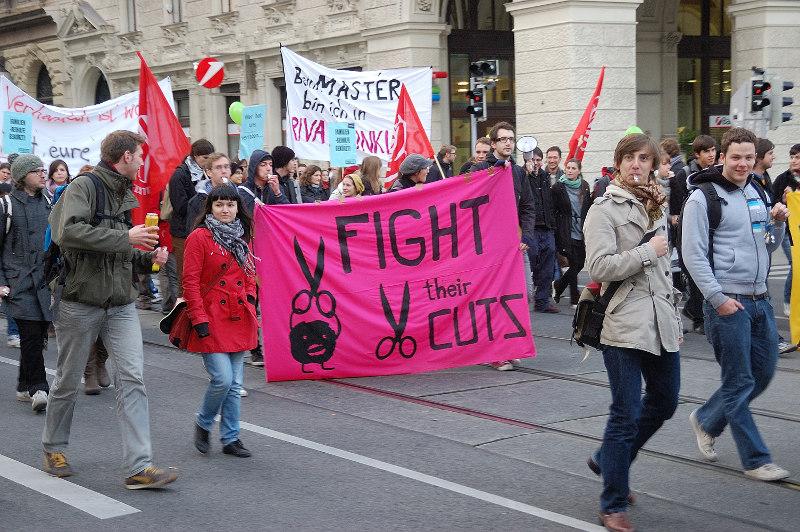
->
[[0, 454, 139, 519], [241, 421, 604, 531], [0, 355, 56, 376]]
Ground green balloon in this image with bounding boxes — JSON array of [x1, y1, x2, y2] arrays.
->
[[625, 125, 644, 135], [228, 101, 244, 125]]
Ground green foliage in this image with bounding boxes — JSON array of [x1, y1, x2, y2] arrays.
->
[[677, 127, 698, 158]]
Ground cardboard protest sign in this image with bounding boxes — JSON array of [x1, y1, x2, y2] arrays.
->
[[253, 166, 535, 382], [281, 46, 431, 163], [327, 122, 357, 167], [2, 111, 33, 154], [0, 75, 173, 170], [239, 104, 266, 159]]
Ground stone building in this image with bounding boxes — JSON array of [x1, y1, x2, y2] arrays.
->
[[1, 0, 798, 174]]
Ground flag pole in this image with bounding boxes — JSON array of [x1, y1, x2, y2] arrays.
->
[[431, 145, 446, 179]]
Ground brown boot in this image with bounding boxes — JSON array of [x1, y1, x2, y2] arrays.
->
[[83, 348, 100, 395], [94, 340, 111, 388]]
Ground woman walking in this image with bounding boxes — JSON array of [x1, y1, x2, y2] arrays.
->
[[583, 134, 681, 532], [182, 185, 259, 458], [552, 158, 590, 307]]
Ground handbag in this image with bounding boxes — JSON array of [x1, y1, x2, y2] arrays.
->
[[160, 256, 232, 348], [572, 229, 657, 349]]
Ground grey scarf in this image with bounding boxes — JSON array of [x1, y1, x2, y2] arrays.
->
[[204, 215, 254, 274]]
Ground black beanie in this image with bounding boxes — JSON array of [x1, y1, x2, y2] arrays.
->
[[271, 146, 295, 170]]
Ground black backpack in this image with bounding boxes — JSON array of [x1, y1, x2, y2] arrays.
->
[[675, 179, 769, 273], [44, 172, 131, 286]]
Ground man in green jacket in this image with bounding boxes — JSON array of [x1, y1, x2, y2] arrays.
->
[[42, 130, 176, 490]]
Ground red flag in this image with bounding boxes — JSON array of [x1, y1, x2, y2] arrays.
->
[[384, 84, 434, 190], [133, 52, 190, 226], [566, 66, 605, 162]]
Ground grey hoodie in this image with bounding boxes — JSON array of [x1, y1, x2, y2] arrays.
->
[[681, 165, 784, 309]]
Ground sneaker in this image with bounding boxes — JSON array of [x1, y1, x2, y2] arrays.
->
[[125, 466, 177, 490], [246, 353, 264, 367], [239, 387, 248, 397], [689, 409, 718, 461], [150, 294, 163, 304], [16, 390, 31, 402], [7, 334, 20, 348], [778, 341, 798, 356], [31, 390, 48, 413], [744, 463, 790, 482], [692, 321, 705, 335], [489, 361, 514, 371], [509, 359, 523, 367], [222, 439, 252, 458], [43, 451, 74, 477], [784, 301, 790, 318]]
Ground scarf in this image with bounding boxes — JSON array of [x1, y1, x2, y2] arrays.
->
[[187, 156, 210, 193], [204, 215, 255, 275], [558, 175, 583, 189], [616, 176, 666, 225]]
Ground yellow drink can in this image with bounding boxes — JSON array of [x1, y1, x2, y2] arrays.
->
[[145, 213, 160, 272]]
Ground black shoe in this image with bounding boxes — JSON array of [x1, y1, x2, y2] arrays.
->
[[246, 353, 264, 367], [222, 439, 251, 458], [587, 456, 601, 476], [692, 320, 705, 335], [194, 424, 210, 454]]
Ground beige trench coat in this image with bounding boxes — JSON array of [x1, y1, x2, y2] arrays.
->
[[583, 185, 682, 356]]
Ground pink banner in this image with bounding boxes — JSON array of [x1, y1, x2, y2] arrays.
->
[[253, 166, 535, 382]]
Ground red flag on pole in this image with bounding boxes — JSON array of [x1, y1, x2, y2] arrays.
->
[[566, 66, 605, 162], [384, 84, 434, 190], [133, 52, 190, 226]]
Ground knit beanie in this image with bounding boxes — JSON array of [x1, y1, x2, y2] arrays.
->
[[11, 154, 44, 183], [271, 146, 295, 170], [348, 172, 365, 195]]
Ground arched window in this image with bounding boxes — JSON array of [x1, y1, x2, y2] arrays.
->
[[95, 75, 111, 104], [37, 64, 53, 105]]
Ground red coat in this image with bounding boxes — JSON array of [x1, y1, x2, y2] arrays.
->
[[182, 227, 258, 353]]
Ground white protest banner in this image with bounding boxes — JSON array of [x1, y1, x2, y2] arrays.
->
[[281, 46, 431, 163], [0, 75, 174, 171]]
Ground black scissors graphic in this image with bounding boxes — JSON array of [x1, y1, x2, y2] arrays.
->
[[375, 282, 416, 360], [291, 237, 337, 319]]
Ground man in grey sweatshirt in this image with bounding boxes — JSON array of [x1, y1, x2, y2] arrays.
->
[[681, 127, 790, 482]]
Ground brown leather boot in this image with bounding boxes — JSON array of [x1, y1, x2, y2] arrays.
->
[[94, 340, 111, 388], [83, 348, 100, 395], [599, 512, 635, 532]]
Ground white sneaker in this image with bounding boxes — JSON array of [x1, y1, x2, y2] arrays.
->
[[239, 388, 248, 397], [7, 334, 20, 348], [689, 409, 718, 461], [509, 358, 523, 366], [744, 463, 790, 482], [784, 301, 791, 317], [778, 341, 798, 356], [31, 390, 48, 413], [16, 391, 31, 402], [490, 361, 514, 371]]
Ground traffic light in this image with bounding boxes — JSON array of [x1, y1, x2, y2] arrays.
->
[[751, 78, 771, 112], [466, 88, 485, 117], [769, 76, 794, 130], [469, 60, 499, 78]]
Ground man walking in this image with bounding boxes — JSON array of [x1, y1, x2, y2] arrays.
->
[[682, 127, 790, 482], [43, 131, 176, 489], [545, 146, 564, 185], [525, 147, 558, 313]]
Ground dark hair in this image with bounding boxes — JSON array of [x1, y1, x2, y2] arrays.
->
[[546, 146, 562, 157], [196, 185, 252, 240], [100, 131, 146, 163], [692, 134, 716, 155], [565, 158, 583, 173], [720, 128, 757, 155], [531, 147, 543, 159], [190, 139, 215, 158], [48, 159, 71, 181], [660, 138, 680, 158], [438, 144, 456, 158], [755, 138, 775, 161], [0, 162, 10, 171], [488, 121, 515, 141], [790, 144, 800, 156]]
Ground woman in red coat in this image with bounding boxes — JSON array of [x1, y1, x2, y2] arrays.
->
[[182, 185, 258, 458]]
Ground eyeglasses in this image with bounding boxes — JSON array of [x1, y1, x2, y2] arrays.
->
[[496, 136, 515, 143]]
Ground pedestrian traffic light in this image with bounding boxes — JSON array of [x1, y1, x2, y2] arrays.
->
[[751, 78, 771, 112], [768, 76, 794, 130], [466, 88, 485, 117], [469, 60, 499, 78]]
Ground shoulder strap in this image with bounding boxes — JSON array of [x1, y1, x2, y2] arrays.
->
[[237, 185, 257, 199], [597, 228, 659, 307], [1, 195, 11, 235], [82, 172, 129, 227]]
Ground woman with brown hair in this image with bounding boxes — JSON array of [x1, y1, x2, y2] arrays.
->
[[583, 134, 681, 532], [46, 159, 71, 195], [299, 164, 330, 203], [359, 156, 383, 196], [551, 158, 590, 307]]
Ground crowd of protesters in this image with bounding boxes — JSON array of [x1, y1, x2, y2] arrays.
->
[[1, 122, 797, 532]]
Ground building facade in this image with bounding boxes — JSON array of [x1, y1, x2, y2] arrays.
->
[[0, 0, 797, 174]]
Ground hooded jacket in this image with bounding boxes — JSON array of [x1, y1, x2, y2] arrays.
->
[[669, 159, 701, 216], [238, 149, 272, 216], [168, 158, 205, 238], [681, 165, 784, 309]]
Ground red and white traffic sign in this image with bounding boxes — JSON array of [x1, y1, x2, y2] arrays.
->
[[195, 57, 225, 89]]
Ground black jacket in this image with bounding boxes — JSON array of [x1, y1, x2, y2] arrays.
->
[[300, 184, 330, 203], [669, 159, 701, 217], [266, 174, 301, 205], [168, 161, 196, 238], [387, 176, 417, 193], [470, 153, 536, 244], [426, 156, 453, 183], [527, 167, 555, 229], [772, 169, 799, 245], [551, 180, 590, 256]]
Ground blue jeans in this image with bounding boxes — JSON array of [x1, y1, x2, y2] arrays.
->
[[781, 237, 792, 304], [698, 298, 778, 470], [197, 351, 245, 445], [598, 346, 680, 513], [4, 298, 18, 336], [528, 228, 556, 309]]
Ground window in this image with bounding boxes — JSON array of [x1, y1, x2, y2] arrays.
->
[[124, 0, 138, 32], [173, 90, 190, 128], [36, 65, 53, 105], [215, 0, 233, 13], [95, 75, 111, 105], [167, 0, 183, 23]]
